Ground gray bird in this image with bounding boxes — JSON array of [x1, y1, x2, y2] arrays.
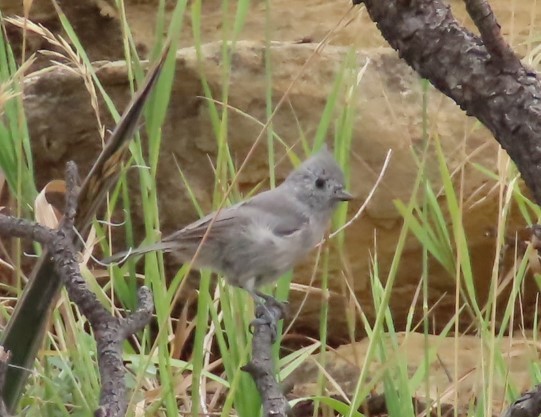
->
[[105, 146, 352, 331]]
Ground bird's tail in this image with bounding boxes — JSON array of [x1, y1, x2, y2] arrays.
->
[[102, 241, 177, 265]]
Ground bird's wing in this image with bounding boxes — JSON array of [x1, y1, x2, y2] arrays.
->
[[104, 187, 309, 264], [165, 186, 309, 242], [162, 201, 247, 243], [241, 187, 310, 237], [102, 206, 246, 264]]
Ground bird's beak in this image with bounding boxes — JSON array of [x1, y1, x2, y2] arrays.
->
[[335, 188, 354, 201]]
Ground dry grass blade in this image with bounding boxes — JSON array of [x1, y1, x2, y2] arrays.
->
[[0, 54, 35, 114], [4, 16, 104, 135], [0, 84, 18, 115], [34, 180, 65, 229], [74, 44, 169, 235]]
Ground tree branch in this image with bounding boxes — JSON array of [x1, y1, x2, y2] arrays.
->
[[500, 386, 541, 417], [0, 162, 154, 417], [242, 303, 290, 417], [1, 43, 169, 412], [463, 0, 517, 64], [355, 0, 541, 205]]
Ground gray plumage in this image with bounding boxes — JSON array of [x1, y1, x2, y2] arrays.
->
[[105, 147, 352, 301]]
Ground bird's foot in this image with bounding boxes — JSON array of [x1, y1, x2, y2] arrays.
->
[[249, 316, 278, 343], [249, 294, 288, 343], [255, 291, 289, 319]]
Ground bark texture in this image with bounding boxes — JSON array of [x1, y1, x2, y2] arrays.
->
[[360, 0, 541, 203]]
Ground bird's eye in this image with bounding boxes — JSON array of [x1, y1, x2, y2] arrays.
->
[[315, 177, 326, 189]]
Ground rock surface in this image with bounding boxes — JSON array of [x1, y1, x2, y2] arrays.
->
[[3, 0, 126, 69], [288, 332, 541, 412]]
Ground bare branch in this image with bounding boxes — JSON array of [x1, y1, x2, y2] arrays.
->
[[1, 44, 169, 412], [120, 287, 154, 338], [500, 386, 541, 417], [54, 164, 154, 417], [358, 0, 541, 204], [0, 162, 154, 417], [352, 1, 541, 415], [463, 0, 518, 64], [0, 215, 53, 245], [242, 303, 291, 417]]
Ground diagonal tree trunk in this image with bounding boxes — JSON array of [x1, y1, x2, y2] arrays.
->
[[357, 0, 541, 203]]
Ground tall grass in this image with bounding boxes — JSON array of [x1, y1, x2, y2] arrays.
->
[[0, 14, 37, 299], [0, 1, 540, 417]]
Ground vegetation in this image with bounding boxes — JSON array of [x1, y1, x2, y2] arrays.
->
[[0, 1, 540, 416]]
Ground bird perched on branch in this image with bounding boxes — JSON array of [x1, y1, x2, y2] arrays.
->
[[105, 147, 352, 335]]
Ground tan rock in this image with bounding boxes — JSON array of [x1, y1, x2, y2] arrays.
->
[[0, 0, 55, 21], [288, 332, 541, 412], [2, 0, 126, 69]]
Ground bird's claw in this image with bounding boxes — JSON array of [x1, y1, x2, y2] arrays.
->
[[248, 298, 287, 343], [255, 291, 289, 320], [249, 316, 278, 343]]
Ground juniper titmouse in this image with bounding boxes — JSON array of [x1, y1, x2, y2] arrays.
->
[[106, 146, 352, 331]]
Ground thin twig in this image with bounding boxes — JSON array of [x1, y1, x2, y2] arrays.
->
[[463, 0, 518, 64], [58, 163, 154, 417]]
